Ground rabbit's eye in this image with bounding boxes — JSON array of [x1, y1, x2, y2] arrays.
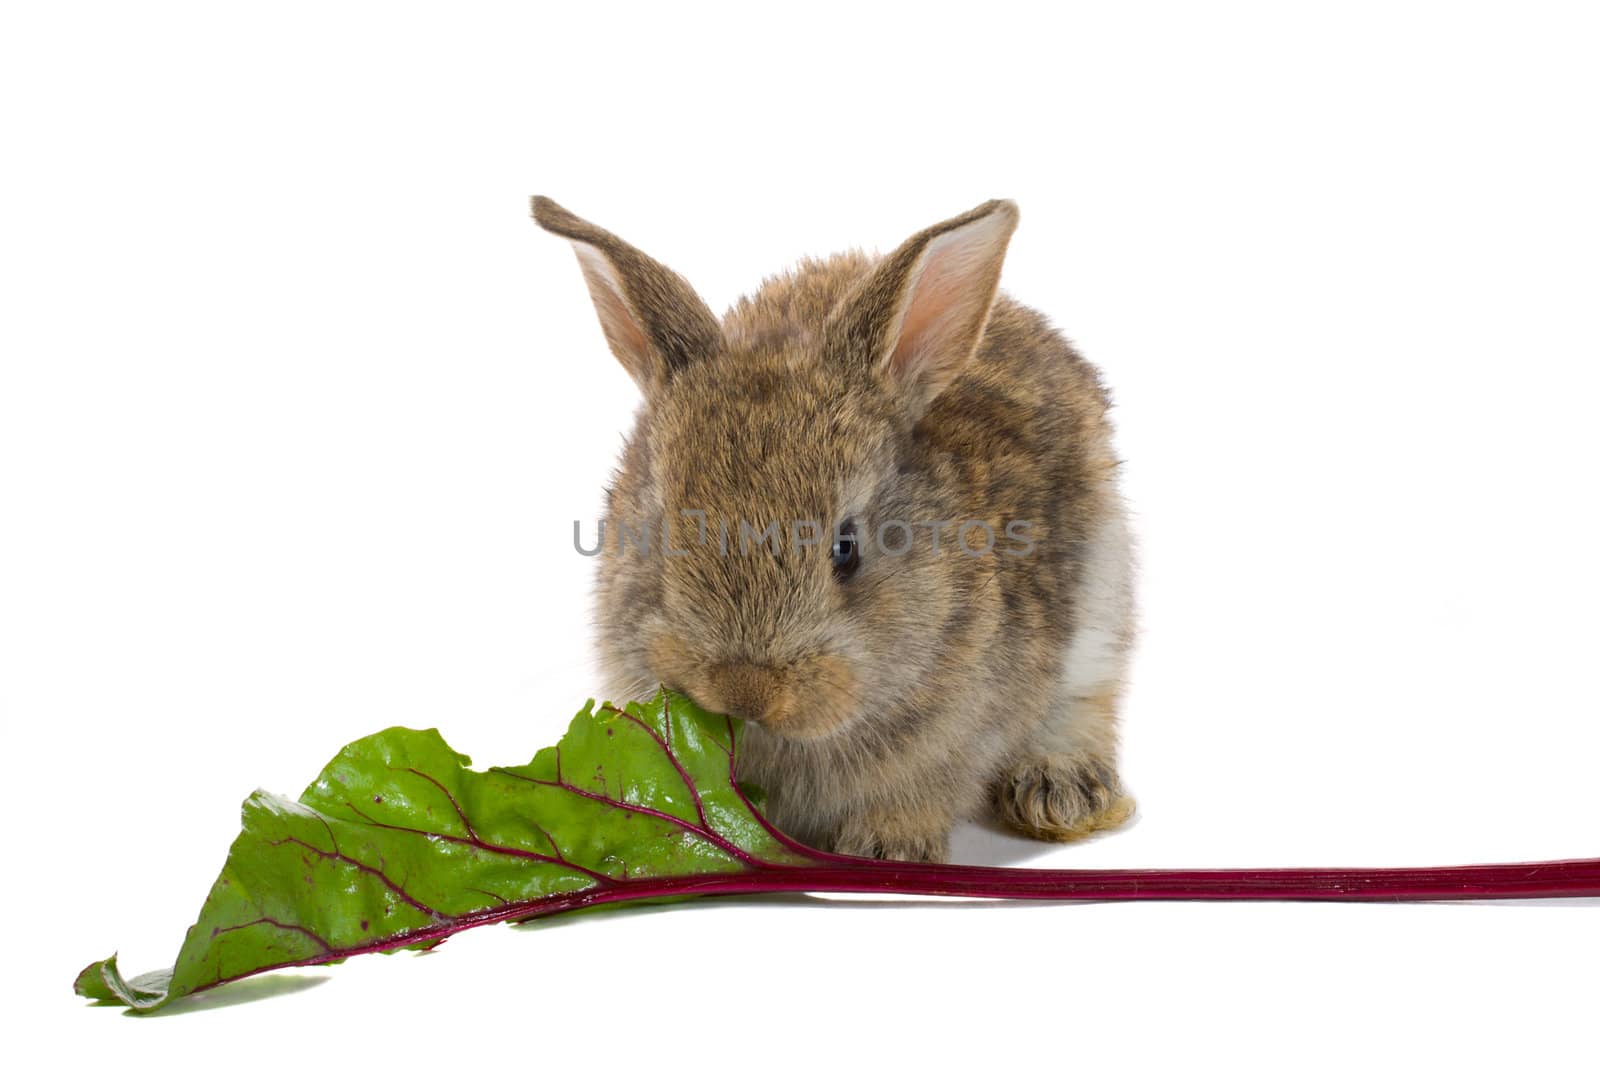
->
[[831, 519, 861, 580]]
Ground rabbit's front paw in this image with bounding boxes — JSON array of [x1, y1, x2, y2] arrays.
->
[[993, 752, 1135, 843], [832, 810, 950, 863]]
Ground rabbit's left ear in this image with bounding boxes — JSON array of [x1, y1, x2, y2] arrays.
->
[[532, 196, 724, 396], [826, 200, 1019, 417]]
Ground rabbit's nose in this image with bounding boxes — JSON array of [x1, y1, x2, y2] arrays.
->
[[704, 661, 787, 723]]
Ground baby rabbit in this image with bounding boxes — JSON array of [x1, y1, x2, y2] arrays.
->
[[533, 196, 1135, 862]]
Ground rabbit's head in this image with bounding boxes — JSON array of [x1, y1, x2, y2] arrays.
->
[[534, 197, 1018, 740]]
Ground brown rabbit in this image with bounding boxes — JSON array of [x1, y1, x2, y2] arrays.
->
[[533, 196, 1135, 862]]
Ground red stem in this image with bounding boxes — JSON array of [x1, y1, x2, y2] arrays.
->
[[177, 855, 1598, 999], [563, 854, 1600, 906]]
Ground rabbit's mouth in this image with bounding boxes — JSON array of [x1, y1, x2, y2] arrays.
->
[[647, 637, 862, 740]]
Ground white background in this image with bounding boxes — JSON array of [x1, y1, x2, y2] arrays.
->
[[3, 1, 1597, 1062]]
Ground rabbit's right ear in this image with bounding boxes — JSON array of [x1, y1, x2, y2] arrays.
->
[[531, 197, 723, 394], [824, 200, 1019, 420]]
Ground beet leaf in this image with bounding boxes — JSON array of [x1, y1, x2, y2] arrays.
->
[[76, 690, 1600, 1013]]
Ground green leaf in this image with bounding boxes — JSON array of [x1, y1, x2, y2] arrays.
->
[[75, 690, 811, 1013]]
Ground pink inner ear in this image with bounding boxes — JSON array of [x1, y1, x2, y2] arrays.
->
[[886, 211, 1014, 389], [574, 243, 655, 383]]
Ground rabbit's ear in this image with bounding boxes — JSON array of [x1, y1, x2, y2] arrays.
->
[[532, 197, 723, 393], [826, 200, 1019, 416]]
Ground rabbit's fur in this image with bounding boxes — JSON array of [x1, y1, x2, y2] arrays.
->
[[534, 197, 1134, 862]]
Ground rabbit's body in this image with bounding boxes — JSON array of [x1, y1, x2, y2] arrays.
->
[[535, 199, 1134, 861]]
